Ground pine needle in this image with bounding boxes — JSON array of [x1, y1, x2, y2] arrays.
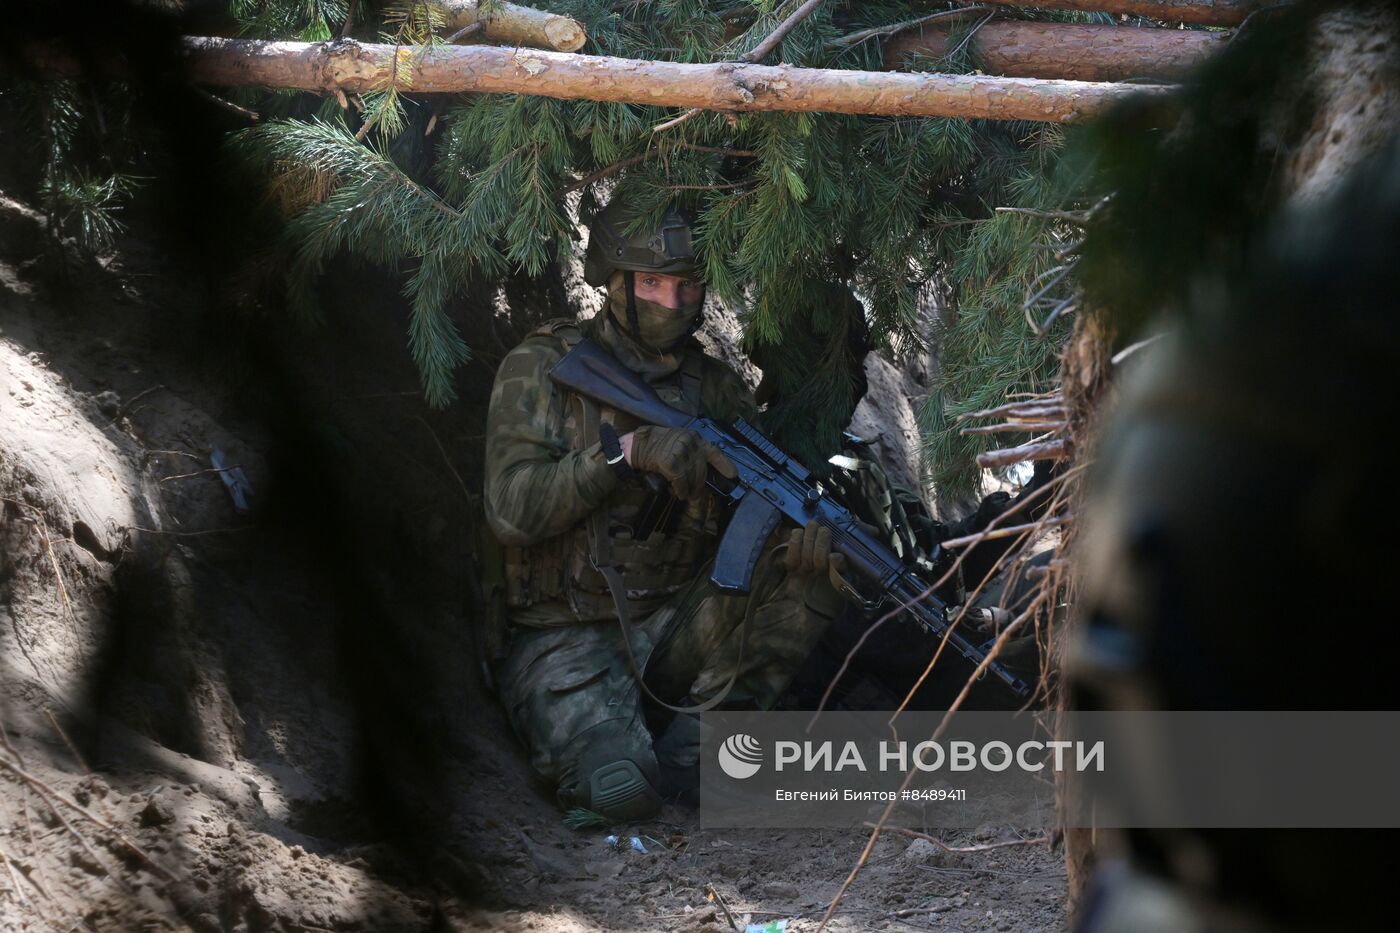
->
[[562, 807, 609, 830]]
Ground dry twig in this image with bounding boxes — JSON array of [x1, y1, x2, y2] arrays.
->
[[738, 0, 826, 63], [652, 107, 703, 133], [0, 497, 79, 638], [977, 439, 1070, 468], [563, 143, 758, 193], [444, 20, 484, 43], [826, 6, 992, 50], [1026, 558, 1070, 580], [157, 465, 240, 484], [867, 823, 1051, 853], [976, 438, 1070, 469], [995, 196, 1108, 225], [705, 882, 740, 932], [818, 594, 1046, 931], [188, 84, 259, 121], [125, 525, 252, 537], [1111, 332, 1167, 365], [43, 710, 90, 775], [0, 755, 176, 882], [416, 416, 472, 506], [1, 848, 29, 907], [960, 421, 1067, 435], [955, 397, 1064, 421], [808, 464, 1085, 725], [945, 12, 995, 60], [886, 485, 1073, 724], [940, 514, 1071, 549]]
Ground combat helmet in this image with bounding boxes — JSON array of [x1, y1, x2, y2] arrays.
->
[[583, 200, 704, 352], [582, 201, 700, 286]]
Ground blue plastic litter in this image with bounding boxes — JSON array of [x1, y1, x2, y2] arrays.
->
[[603, 835, 648, 854], [210, 447, 254, 514]]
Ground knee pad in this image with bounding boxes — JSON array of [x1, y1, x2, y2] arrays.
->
[[571, 733, 662, 821]]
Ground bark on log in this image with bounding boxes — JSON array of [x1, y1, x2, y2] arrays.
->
[[968, 0, 1269, 27], [886, 21, 1229, 82], [138, 36, 1169, 123], [434, 0, 586, 53]]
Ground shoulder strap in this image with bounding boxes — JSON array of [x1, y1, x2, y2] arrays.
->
[[592, 561, 749, 715], [530, 317, 585, 349], [678, 349, 704, 416]]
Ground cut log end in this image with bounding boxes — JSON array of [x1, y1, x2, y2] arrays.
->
[[543, 19, 586, 53]]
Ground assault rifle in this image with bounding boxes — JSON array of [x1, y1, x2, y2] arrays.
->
[[549, 338, 1032, 700]]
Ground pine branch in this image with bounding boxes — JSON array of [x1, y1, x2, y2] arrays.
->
[[562, 143, 757, 194], [825, 7, 993, 51], [937, 0, 1266, 27], [737, 0, 826, 64], [195, 2, 1102, 486], [232, 118, 475, 402]]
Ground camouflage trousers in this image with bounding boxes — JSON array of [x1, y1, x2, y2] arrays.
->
[[493, 540, 839, 809]]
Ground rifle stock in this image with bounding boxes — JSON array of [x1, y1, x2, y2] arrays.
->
[[548, 338, 691, 430]]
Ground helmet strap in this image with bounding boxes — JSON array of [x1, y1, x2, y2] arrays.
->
[[621, 271, 664, 356], [624, 270, 643, 344], [685, 304, 706, 338]]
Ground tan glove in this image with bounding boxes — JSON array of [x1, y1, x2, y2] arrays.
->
[[783, 521, 861, 615], [784, 521, 849, 585], [628, 426, 737, 500]]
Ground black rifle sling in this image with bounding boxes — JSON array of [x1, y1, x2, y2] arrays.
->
[[678, 351, 703, 413], [572, 356, 746, 715], [659, 351, 706, 535]]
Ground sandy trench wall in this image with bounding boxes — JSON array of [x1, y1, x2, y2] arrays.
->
[[0, 187, 527, 927], [1, 335, 144, 696]]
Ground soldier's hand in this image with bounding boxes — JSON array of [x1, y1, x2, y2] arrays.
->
[[627, 426, 737, 500], [784, 521, 848, 583]]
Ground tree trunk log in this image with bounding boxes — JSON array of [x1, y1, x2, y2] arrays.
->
[[886, 21, 1229, 82], [968, 0, 1269, 27], [117, 36, 1166, 123], [433, 0, 586, 53]]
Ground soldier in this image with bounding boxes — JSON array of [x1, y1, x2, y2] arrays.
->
[[749, 309, 1054, 713], [1067, 128, 1400, 933], [482, 200, 849, 820]]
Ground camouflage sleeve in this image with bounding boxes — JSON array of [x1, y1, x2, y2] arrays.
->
[[483, 338, 620, 547], [700, 355, 757, 423]]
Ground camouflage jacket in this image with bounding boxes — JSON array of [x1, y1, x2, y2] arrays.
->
[[484, 311, 754, 625]]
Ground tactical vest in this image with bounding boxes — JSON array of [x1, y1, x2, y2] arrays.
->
[[501, 318, 719, 623]]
